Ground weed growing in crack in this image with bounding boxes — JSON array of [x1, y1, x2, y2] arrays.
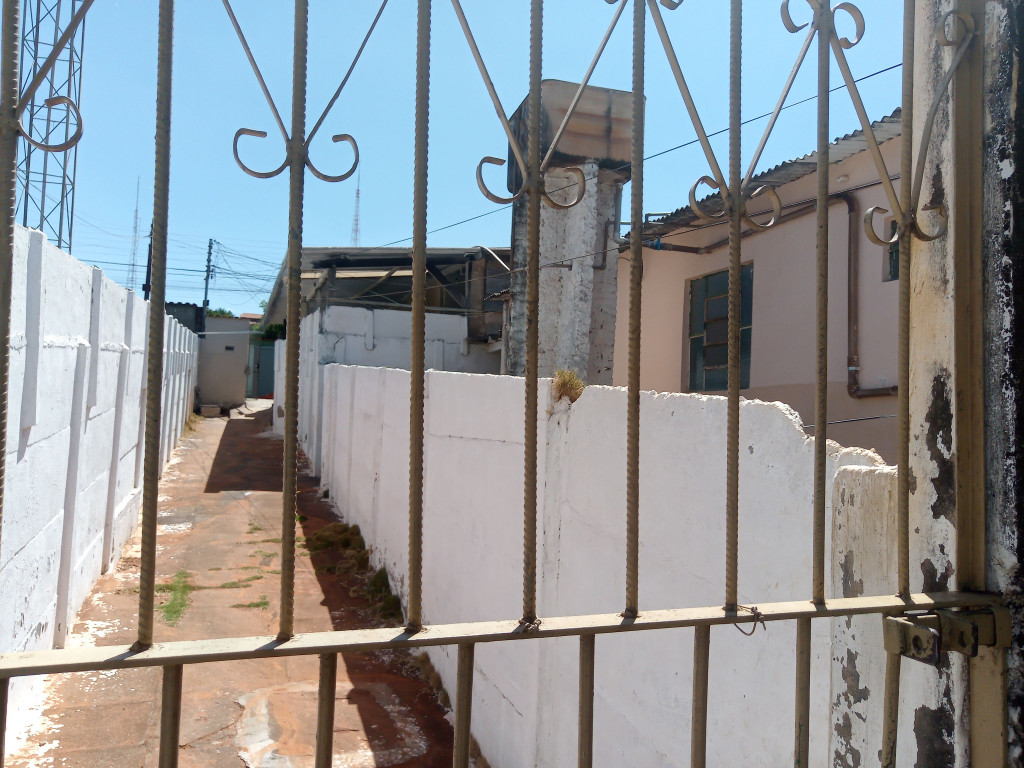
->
[[157, 570, 194, 626], [233, 595, 269, 610]]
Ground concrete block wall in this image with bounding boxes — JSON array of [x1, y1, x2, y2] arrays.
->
[[0, 226, 198, 732], [317, 364, 884, 767]]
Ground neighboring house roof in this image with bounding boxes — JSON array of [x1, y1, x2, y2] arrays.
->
[[239, 313, 263, 322], [262, 246, 511, 325], [641, 108, 902, 238]]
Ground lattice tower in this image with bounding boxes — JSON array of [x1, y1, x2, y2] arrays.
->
[[15, 0, 86, 252]]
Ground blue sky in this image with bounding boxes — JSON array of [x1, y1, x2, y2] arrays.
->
[[58, 0, 903, 316]]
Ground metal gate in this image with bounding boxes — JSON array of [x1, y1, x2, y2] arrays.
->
[[0, 1, 1009, 767]]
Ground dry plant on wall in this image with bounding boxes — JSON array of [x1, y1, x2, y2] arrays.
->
[[553, 369, 585, 403]]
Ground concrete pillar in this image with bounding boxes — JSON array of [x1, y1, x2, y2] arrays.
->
[[979, 2, 1024, 762], [508, 163, 626, 384], [505, 81, 633, 384], [830, 3, 1023, 766]]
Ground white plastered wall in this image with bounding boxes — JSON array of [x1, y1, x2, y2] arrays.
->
[[0, 226, 198, 749], [317, 364, 883, 768], [279, 304, 499, 475]]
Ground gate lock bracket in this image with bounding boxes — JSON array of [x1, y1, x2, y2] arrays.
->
[[883, 607, 1010, 666]]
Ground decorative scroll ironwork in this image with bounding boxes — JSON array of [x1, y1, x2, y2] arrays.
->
[[654, 0, 975, 247], [13, 0, 93, 154], [222, 0, 384, 183], [452, 0, 627, 210]]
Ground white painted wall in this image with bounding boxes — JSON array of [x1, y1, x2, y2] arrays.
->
[[0, 226, 198, 744], [197, 315, 250, 407], [318, 364, 883, 767], [282, 305, 499, 475]]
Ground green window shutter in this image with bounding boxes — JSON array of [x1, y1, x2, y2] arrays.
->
[[688, 265, 753, 393]]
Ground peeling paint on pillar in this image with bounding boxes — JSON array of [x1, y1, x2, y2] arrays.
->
[[925, 373, 955, 524], [913, 683, 956, 768], [981, 1, 1024, 764]]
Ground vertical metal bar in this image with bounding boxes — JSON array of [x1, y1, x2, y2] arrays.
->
[[522, 0, 542, 626], [136, 0, 173, 649], [724, 0, 741, 613], [895, 0, 914, 599], [578, 634, 595, 768], [624, 0, 645, 619], [157, 664, 183, 768], [812, 0, 831, 606], [452, 643, 475, 768], [800, 12, 829, 760], [314, 653, 337, 768], [279, 0, 308, 641], [0, 676, 9, 766], [407, 0, 430, 632], [793, 617, 811, 767], [0, 0, 21, 572], [690, 625, 710, 768], [880, 651, 901, 768]]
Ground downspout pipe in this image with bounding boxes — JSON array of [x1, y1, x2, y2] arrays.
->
[[842, 191, 898, 399], [637, 188, 898, 399]]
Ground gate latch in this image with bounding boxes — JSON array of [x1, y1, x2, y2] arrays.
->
[[882, 608, 1010, 666]]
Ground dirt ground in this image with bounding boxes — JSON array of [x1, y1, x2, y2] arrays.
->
[[6, 400, 456, 768]]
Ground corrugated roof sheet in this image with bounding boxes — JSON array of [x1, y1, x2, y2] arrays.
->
[[643, 108, 902, 236]]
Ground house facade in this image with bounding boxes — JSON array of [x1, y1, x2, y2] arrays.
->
[[613, 112, 902, 463]]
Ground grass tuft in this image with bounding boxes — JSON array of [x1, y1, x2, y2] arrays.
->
[[306, 522, 364, 553], [552, 369, 585, 403], [233, 595, 269, 610], [218, 574, 264, 589], [158, 570, 194, 626]]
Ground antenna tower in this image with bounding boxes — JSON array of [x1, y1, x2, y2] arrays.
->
[[349, 172, 361, 247], [15, 0, 87, 252]]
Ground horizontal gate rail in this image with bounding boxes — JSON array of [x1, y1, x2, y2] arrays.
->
[[0, 592, 996, 679]]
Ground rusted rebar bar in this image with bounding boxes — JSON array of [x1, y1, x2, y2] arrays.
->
[[522, 0, 542, 626], [407, 0, 430, 632], [624, 0, 645, 619], [724, 0, 742, 613], [279, 0, 309, 641], [137, 0, 174, 649]]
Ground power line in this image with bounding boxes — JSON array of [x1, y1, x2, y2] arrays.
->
[[356, 60, 903, 253]]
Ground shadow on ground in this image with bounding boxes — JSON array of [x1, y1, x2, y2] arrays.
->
[[203, 410, 282, 494], [226, 406, 456, 766]]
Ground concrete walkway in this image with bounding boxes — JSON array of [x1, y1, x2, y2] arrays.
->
[[7, 401, 454, 768]]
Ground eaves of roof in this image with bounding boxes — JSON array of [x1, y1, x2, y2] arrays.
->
[[642, 108, 902, 238]]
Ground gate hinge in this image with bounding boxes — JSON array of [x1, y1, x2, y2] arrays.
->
[[882, 607, 1010, 666]]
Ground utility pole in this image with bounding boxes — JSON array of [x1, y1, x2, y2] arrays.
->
[[202, 238, 214, 333]]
